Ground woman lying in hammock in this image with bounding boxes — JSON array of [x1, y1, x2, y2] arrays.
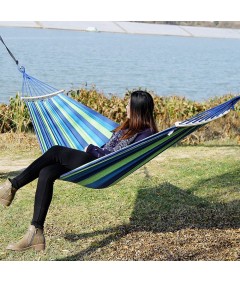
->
[[0, 90, 158, 252]]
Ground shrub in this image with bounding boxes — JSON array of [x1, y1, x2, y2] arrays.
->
[[0, 88, 239, 145]]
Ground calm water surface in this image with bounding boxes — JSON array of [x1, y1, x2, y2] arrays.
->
[[0, 27, 240, 103]]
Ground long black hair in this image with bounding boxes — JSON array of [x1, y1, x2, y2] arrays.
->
[[114, 90, 158, 139]]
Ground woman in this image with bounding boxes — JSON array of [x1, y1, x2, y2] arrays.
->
[[0, 90, 158, 252]]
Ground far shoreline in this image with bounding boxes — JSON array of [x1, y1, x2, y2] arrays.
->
[[1, 21, 240, 40]]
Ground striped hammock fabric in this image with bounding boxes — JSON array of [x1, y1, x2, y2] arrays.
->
[[20, 71, 118, 152], [19, 69, 240, 189]]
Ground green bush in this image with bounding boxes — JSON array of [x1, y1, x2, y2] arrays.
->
[[0, 89, 239, 144]]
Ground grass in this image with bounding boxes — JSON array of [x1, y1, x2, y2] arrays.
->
[[0, 133, 239, 261]]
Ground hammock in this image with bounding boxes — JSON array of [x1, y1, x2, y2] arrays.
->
[[1, 36, 239, 189], [17, 68, 240, 189]]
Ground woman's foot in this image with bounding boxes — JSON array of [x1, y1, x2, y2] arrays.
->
[[0, 179, 17, 207], [6, 225, 45, 252]]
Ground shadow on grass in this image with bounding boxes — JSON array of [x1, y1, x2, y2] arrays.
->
[[59, 168, 240, 260]]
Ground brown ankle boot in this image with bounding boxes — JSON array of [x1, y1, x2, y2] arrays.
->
[[0, 179, 17, 207], [6, 225, 45, 252]]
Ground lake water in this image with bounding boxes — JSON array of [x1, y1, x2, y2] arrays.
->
[[1, 27, 240, 104]]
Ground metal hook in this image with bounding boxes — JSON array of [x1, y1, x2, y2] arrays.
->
[[18, 65, 25, 74]]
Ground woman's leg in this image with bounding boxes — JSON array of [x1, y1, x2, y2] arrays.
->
[[10, 145, 96, 190], [26, 147, 96, 228], [31, 163, 68, 229], [5, 146, 96, 251]]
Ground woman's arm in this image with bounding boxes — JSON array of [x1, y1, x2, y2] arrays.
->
[[85, 144, 111, 158], [86, 129, 155, 158]]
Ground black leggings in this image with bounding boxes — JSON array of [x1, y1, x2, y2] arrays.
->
[[10, 145, 96, 229]]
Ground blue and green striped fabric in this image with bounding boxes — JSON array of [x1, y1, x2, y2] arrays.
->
[[26, 92, 118, 153], [20, 69, 118, 152], [20, 70, 240, 189], [60, 124, 202, 188]]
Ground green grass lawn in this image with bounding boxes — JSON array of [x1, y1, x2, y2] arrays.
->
[[0, 133, 239, 261]]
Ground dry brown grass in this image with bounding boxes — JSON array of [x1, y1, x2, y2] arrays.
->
[[85, 228, 240, 261]]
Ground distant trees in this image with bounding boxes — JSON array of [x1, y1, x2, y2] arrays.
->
[[133, 21, 240, 29]]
